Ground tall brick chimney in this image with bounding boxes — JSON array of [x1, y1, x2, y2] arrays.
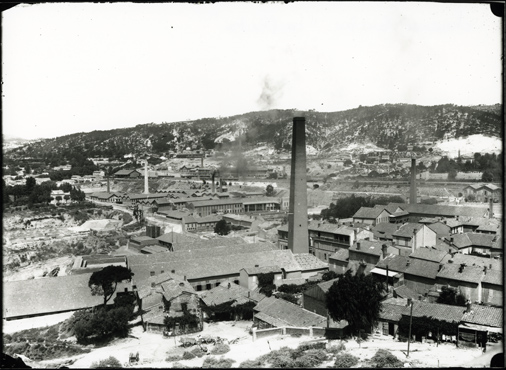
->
[[288, 117, 309, 254], [410, 157, 416, 204], [143, 160, 149, 194]]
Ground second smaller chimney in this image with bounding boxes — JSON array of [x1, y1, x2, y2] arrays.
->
[[356, 242, 361, 250]]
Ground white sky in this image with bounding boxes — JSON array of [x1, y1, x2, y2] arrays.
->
[[2, 2, 502, 140]]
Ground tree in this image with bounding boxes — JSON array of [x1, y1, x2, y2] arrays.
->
[[326, 270, 384, 335], [266, 184, 275, 196], [436, 286, 466, 306], [55, 195, 62, 204], [214, 219, 231, 236], [25, 176, 36, 195], [64, 194, 70, 203], [89, 265, 134, 306], [321, 270, 339, 281], [482, 170, 494, 182]]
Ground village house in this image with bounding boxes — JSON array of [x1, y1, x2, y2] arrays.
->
[[253, 296, 327, 330], [387, 203, 489, 223], [222, 214, 265, 230], [200, 281, 265, 321], [242, 198, 281, 213], [239, 265, 284, 290], [347, 240, 398, 275], [442, 233, 496, 256], [371, 222, 399, 243], [480, 269, 502, 307], [352, 206, 391, 226], [328, 249, 350, 275], [463, 183, 502, 203], [187, 198, 244, 217], [114, 169, 142, 178], [391, 223, 437, 255], [183, 214, 222, 232], [50, 189, 70, 204], [435, 263, 484, 303], [459, 304, 503, 346], [137, 272, 203, 334]]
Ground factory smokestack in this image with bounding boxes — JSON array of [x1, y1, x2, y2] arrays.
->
[[288, 117, 309, 254], [410, 158, 416, 204], [143, 160, 149, 194]]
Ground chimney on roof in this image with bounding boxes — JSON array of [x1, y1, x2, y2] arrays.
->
[[407, 298, 412, 307], [357, 242, 361, 250], [438, 263, 443, 272], [459, 263, 466, 273], [179, 282, 185, 287], [255, 264, 259, 268], [465, 300, 472, 313], [406, 259, 411, 267], [381, 244, 388, 259], [483, 266, 487, 274], [489, 263, 492, 269]]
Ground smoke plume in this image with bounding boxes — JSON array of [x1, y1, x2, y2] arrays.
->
[[257, 76, 284, 110]]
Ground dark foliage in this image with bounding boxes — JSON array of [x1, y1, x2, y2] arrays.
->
[[322, 270, 339, 281], [89, 266, 134, 306], [436, 286, 467, 307], [398, 315, 458, 340], [321, 195, 405, 221], [214, 219, 231, 236], [370, 349, 404, 368], [257, 272, 275, 297], [326, 270, 384, 334]]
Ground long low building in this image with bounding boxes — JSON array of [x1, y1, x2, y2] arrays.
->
[[3, 273, 119, 320]]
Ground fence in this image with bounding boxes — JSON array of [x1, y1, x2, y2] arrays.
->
[[252, 326, 325, 341]]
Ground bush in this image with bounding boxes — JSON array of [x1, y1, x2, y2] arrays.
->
[[165, 355, 183, 362], [293, 349, 328, 367], [334, 352, 359, 368], [239, 359, 264, 367], [277, 284, 303, 294], [190, 346, 207, 358], [370, 349, 404, 368], [327, 341, 346, 355], [182, 351, 196, 360], [203, 357, 236, 368], [90, 356, 122, 368], [277, 292, 299, 305], [210, 343, 230, 355]]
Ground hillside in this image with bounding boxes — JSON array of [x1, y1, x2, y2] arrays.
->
[[4, 103, 502, 164]]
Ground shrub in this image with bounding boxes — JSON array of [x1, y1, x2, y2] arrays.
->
[[270, 354, 295, 368], [171, 362, 190, 368], [370, 349, 404, 368], [327, 341, 346, 355], [90, 356, 122, 368], [190, 346, 206, 358], [239, 359, 264, 367], [293, 349, 328, 367], [334, 352, 359, 368], [210, 343, 230, 355], [277, 284, 303, 294], [277, 292, 299, 305], [182, 351, 196, 360], [203, 357, 236, 368], [165, 355, 183, 362]]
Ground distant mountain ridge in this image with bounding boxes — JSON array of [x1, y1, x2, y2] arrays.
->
[[4, 103, 502, 162]]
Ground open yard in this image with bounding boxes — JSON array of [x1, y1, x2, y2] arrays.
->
[[7, 319, 492, 368]]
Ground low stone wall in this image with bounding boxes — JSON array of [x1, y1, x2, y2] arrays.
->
[[252, 326, 325, 341]]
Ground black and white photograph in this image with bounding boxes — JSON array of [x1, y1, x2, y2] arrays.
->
[[2, 2, 503, 368]]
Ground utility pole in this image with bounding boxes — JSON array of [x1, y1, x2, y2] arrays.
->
[[407, 298, 414, 357]]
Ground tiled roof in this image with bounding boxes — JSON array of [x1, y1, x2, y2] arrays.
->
[[132, 236, 157, 242], [476, 223, 501, 233], [189, 198, 244, 207], [128, 247, 301, 286], [160, 279, 196, 302], [409, 247, 449, 263], [115, 169, 139, 175], [172, 236, 249, 252], [407, 300, 465, 323], [491, 235, 502, 250], [3, 273, 111, 319], [375, 254, 409, 273], [393, 285, 419, 300], [294, 253, 329, 270], [461, 304, 503, 328], [129, 193, 168, 200], [307, 221, 355, 236], [200, 281, 264, 307], [316, 277, 339, 294], [371, 223, 399, 240], [329, 248, 349, 262], [467, 233, 495, 247], [253, 296, 327, 328], [481, 269, 503, 286], [404, 258, 439, 279], [156, 232, 199, 245], [436, 264, 484, 284], [141, 245, 169, 254], [380, 302, 406, 322], [350, 240, 385, 257], [390, 203, 489, 218], [392, 223, 424, 238], [449, 254, 502, 270], [160, 210, 189, 219], [353, 206, 387, 219], [242, 197, 280, 205], [427, 222, 451, 237], [419, 217, 441, 224], [242, 265, 282, 275]]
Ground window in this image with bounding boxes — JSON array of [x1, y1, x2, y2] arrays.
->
[[324, 253, 327, 260], [206, 283, 212, 290], [151, 282, 155, 288], [181, 303, 188, 311], [150, 271, 155, 276], [196, 285, 202, 291]]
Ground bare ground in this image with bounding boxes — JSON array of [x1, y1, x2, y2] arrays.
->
[[15, 320, 487, 368]]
